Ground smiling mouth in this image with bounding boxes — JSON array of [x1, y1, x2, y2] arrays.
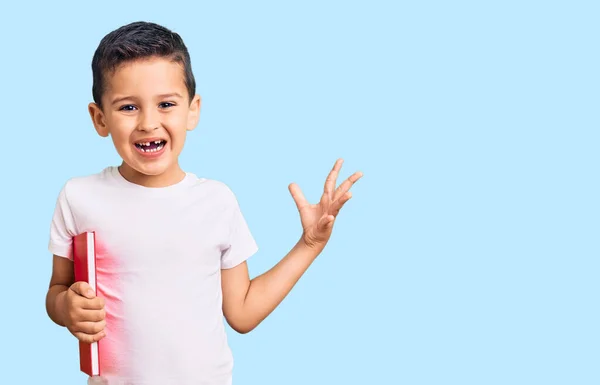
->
[[134, 140, 167, 153]]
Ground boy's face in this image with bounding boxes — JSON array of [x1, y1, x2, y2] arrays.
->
[[89, 57, 200, 186]]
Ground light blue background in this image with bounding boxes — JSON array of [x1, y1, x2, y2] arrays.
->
[[0, 1, 598, 384]]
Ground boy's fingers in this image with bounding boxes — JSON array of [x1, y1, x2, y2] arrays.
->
[[74, 329, 106, 344], [80, 308, 106, 322], [82, 296, 105, 310], [324, 159, 343, 199], [317, 213, 335, 232], [70, 281, 96, 299], [70, 290, 104, 310], [334, 171, 362, 201], [331, 192, 352, 215], [76, 320, 107, 335]]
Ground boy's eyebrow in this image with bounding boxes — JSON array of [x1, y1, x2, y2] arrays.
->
[[111, 93, 184, 105], [112, 96, 134, 105], [157, 93, 184, 99]]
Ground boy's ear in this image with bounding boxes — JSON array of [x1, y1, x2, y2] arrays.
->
[[88, 103, 109, 137], [186, 94, 202, 131]]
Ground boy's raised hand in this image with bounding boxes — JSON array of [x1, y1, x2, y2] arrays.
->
[[60, 281, 106, 344], [289, 159, 362, 250]]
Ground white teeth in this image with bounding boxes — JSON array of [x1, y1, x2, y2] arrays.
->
[[136, 140, 164, 147], [138, 143, 165, 153]]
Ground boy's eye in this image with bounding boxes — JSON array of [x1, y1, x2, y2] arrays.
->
[[118, 102, 175, 111]]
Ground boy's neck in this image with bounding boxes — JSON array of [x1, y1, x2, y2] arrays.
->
[[118, 162, 186, 188]]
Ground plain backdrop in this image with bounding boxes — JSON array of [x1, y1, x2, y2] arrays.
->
[[0, 1, 598, 384]]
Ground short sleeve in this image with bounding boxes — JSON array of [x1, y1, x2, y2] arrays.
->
[[220, 193, 258, 269], [48, 183, 78, 260]]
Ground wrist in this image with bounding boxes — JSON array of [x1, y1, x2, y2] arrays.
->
[[298, 235, 325, 257]]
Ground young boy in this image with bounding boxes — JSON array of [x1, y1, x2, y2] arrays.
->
[[45, 21, 362, 385]]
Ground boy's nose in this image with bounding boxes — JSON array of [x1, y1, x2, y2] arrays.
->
[[138, 110, 160, 131]]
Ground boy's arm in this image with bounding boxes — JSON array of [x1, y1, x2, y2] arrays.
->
[[46, 254, 107, 342], [221, 241, 321, 334], [221, 159, 362, 334], [46, 255, 75, 326]]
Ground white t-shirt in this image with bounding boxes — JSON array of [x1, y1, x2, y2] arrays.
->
[[49, 166, 258, 385]]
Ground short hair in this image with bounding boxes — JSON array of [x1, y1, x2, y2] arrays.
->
[[91, 21, 196, 109]]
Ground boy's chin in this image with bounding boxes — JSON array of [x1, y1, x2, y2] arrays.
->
[[123, 159, 174, 177], [133, 164, 171, 177]]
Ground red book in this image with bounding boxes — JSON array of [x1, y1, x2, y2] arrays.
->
[[72, 231, 100, 377]]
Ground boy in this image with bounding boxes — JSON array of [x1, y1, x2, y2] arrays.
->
[[45, 21, 362, 385]]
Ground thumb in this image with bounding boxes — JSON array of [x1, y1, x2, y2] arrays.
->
[[70, 281, 96, 299], [288, 183, 308, 211]]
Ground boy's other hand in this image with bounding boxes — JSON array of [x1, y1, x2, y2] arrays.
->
[[60, 281, 106, 344], [289, 158, 362, 250]]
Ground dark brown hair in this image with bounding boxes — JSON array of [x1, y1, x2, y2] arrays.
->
[[91, 21, 196, 109]]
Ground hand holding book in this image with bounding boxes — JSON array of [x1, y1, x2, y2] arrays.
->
[[59, 281, 106, 343]]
